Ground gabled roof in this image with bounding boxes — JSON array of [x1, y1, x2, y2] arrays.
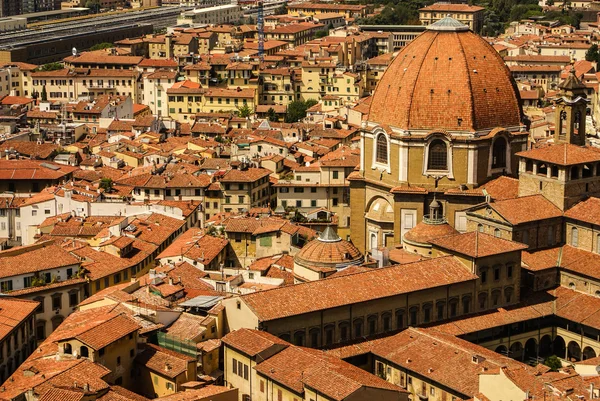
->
[[240, 256, 477, 321], [516, 144, 600, 166], [483, 195, 563, 225], [564, 196, 600, 226], [254, 344, 401, 400], [222, 328, 289, 357], [429, 231, 528, 258]]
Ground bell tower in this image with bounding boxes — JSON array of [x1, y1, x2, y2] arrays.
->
[[554, 66, 588, 146]]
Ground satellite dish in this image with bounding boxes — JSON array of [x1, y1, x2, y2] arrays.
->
[[72, 47, 77, 56]]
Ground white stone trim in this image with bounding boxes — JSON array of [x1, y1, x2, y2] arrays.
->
[[422, 136, 454, 179], [371, 128, 391, 174], [487, 135, 512, 177], [399, 143, 409, 182]]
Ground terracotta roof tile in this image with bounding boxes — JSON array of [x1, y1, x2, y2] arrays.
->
[[516, 143, 600, 166], [430, 231, 527, 258], [241, 256, 477, 321], [564, 197, 600, 225], [487, 194, 563, 225], [135, 343, 195, 379]]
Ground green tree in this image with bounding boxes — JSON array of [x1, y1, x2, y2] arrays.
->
[[38, 62, 63, 72], [85, 0, 100, 12], [274, 4, 287, 15], [246, 16, 254, 24], [315, 30, 328, 38], [99, 178, 113, 192], [41, 85, 48, 102], [586, 44, 599, 62], [544, 355, 562, 371], [237, 103, 253, 118], [285, 99, 318, 123], [266, 107, 277, 121], [90, 42, 114, 51]]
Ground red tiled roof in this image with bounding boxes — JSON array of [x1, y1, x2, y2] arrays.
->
[[487, 194, 563, 225], [222, 328, 289, 357], [254, 343, 401, 400], [135, 343, 195, 379], [370, 327, 521, 397], [480, 176, 519, 200], [429, 231, 528, 258], [564, 197, 600, 225], [0, 242, 79, 279], [516, 143, 600, 166], [241, 256, 477, 321]]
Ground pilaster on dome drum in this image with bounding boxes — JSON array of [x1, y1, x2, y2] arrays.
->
[[426, 16, 470, 32]]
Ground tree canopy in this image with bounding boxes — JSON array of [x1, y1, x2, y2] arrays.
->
[[237, 103, 253, 118], [544, 355, 562, 371], [285, 99, 318, 123], [90, 42, 114, 51], [37, 62, 63, 72]]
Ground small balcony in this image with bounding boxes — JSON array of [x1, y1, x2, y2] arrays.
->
[[422, 214, 447, 225]]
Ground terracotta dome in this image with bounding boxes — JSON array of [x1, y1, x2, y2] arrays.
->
[[403, 220, 459, 245], [368, 17, 522, 132], [295, 226, 364, 269]]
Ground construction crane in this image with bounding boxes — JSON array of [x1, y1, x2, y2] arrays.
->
[[257, 0, 264, 60]]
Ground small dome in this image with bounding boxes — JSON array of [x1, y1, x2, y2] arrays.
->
[[295, 227, 364, 269], [404, 221, 459, 246]]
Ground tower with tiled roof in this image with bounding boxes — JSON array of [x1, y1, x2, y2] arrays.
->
[[554, 66, 589, 146]]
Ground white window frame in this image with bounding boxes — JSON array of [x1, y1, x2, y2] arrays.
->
[[371, 129, 391, 174], [423, 135, 454, 179]]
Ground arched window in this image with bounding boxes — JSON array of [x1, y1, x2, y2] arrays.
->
[[462, 296, 472, 314], [80, 346, 89, 358], [428, 139, 448, 170], [478, 224, 484, 233], [494, 228, 501, 238], [309, 328, 320, 348], [491, 289, 501, 306], [478, 292, 488, 310], [395, 309, 405, 330], [293, 331, 305, 346], [382, 312, 392, 332], [367, 315, 378, 335], [63, 343, 72, 355], [353, 319, 363, 338], [492, 137, 507, 169], [572, 227, 579, 247], [504, 287, 514, 304], [375, 134, 388, 164], [339, 321, 350, 342]]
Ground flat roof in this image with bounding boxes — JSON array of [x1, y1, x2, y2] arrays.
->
[[18, 7, 89, 19], [179, 295, 223, 308], [359, 24, 426, 32]]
